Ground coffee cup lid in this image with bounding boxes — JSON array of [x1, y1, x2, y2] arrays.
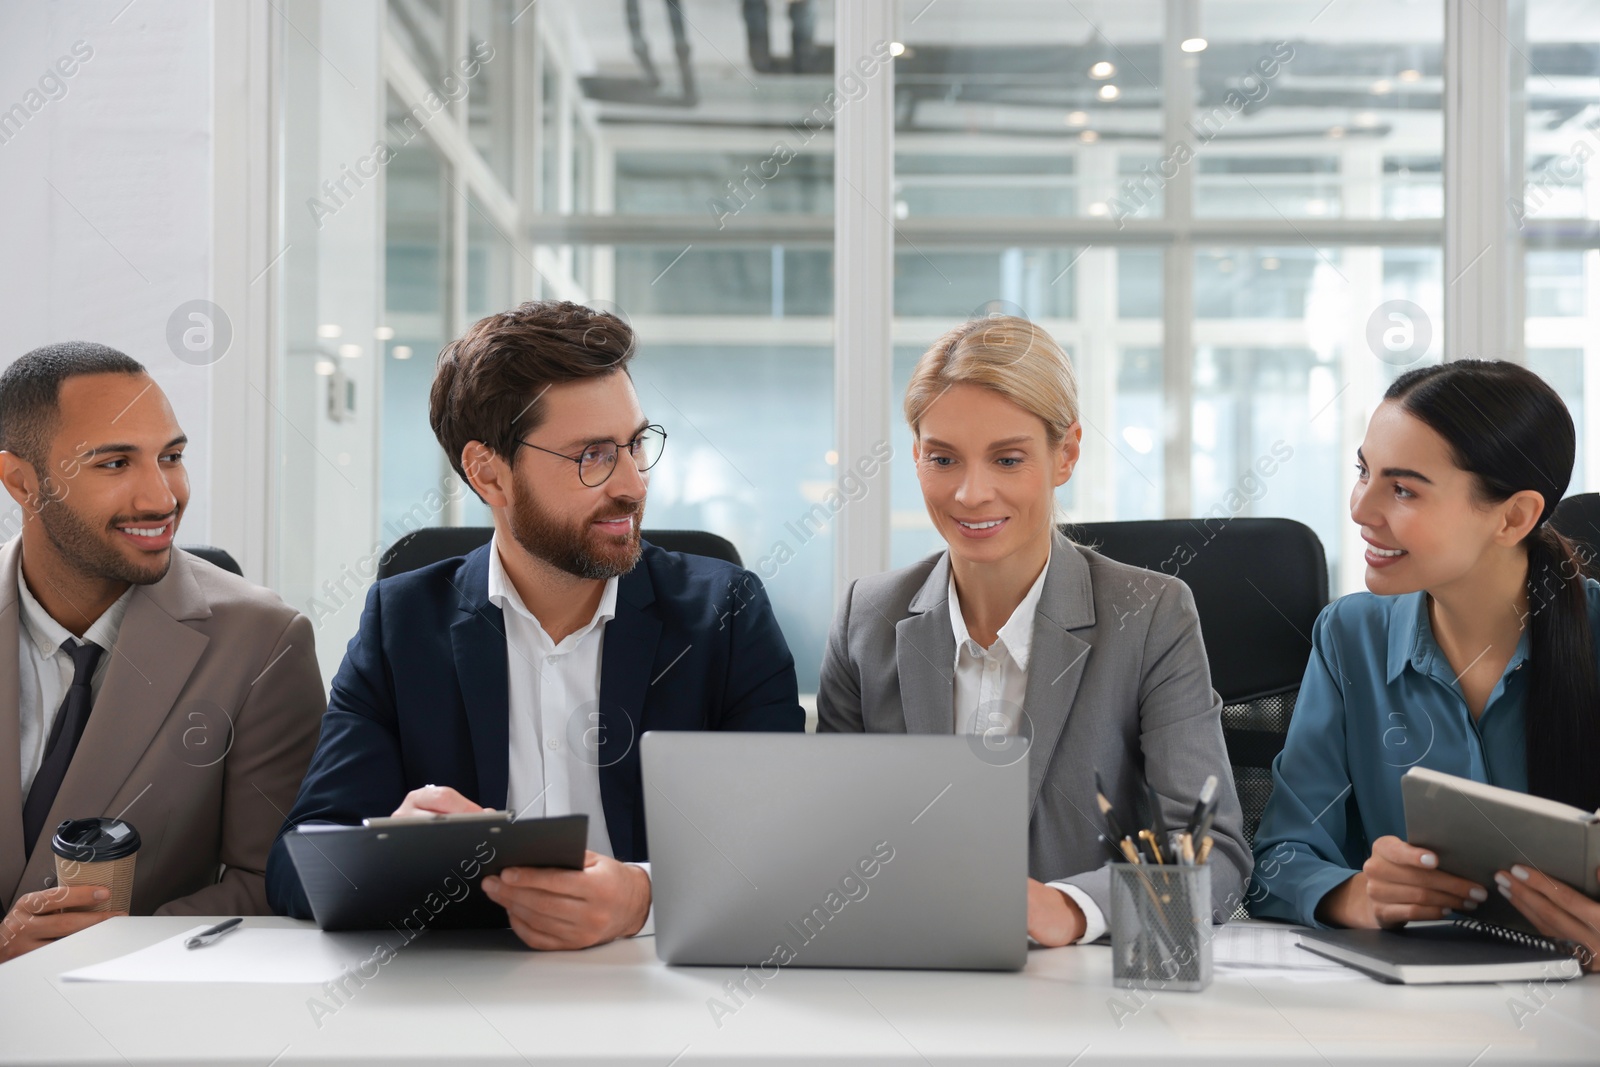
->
[[51, 817, 141, 862]]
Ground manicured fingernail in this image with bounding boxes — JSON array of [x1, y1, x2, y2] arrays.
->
[[1494, 872, 1512, 890], [1498, 884, 1512, 899], [93, 889, 109, 900], [1512, 865, 1530, 881], [482, 876, 499, 892], [1468, 886, 1488, 902], [1459, 899, 1478, 910], [1419, 853, 1438, 868]]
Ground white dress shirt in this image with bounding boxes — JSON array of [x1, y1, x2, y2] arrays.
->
[[16, 557, 134, 797], [946, 550, 1108, 944], [487, 537, 652, 936]]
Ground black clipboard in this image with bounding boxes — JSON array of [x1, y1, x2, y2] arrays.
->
[[284, 812, 588, 931]]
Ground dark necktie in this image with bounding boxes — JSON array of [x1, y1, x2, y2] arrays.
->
[[22, 638, 105, 857]]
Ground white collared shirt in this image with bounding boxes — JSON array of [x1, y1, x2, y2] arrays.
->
[[16, 553, 134, 797], [489, 537, 619, 851], [946, 550, 1108, 944], [487, 537, 652, 936]]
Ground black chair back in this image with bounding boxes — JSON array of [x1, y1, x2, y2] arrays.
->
[[1551, 492, 1600, 577], [1063, 518, 1329, 865], [181, 545, 242, 576], [376, 526, 742, 579]]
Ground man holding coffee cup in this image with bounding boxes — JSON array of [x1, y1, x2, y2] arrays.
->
[[0, 343, 326, 961]]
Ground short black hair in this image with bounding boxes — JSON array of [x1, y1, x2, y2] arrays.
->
[[0, 341, 147, 467]]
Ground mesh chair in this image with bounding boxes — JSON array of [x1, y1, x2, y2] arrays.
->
[[180, 545, 243, 576], [1063, 519, 1329, 866], [376, 526, 742, 579], [1551, 492, 1600, 577]]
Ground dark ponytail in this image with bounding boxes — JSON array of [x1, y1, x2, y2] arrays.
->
[[1387, 360, 1600, 812]]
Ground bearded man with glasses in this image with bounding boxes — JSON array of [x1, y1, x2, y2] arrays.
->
[[267, 301, 804, 949]]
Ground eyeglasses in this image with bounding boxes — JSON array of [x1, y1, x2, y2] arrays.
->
[[516, 425, 667, 487]]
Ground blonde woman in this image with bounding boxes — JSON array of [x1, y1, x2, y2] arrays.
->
[[817, 316, 1249, 946]]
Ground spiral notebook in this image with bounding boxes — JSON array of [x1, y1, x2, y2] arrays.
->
[[1295, 767, 1599, 983], [1297, 921, 1583, 984]]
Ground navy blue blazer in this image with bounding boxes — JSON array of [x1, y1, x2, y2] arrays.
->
[[266, 541, 803, 918]]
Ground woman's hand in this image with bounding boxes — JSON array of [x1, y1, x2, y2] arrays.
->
[[1316, 835, 1487, 928], [1496, 864, 1600, 972], [1026, 878, 1086, 946]]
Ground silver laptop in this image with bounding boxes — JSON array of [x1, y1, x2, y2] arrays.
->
[[642, 732, 1029, 971]]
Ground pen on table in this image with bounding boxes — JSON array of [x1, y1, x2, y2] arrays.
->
[[185, 917, 243, 950]]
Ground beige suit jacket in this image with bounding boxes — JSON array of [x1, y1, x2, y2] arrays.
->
[[0, 538, 325, 916]]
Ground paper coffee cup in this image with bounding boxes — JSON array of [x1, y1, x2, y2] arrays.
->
[[51, 817, 140, 913]]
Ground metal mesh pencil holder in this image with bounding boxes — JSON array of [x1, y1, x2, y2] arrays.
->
[[1109, 863, 1212, 992]]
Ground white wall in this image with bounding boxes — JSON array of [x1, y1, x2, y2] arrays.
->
[[0, 0, 217, 542]]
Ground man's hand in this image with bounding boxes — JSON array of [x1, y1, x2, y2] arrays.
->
[[0, 886, 121, 962], [389, 785, 485, 818], [1317, 835, 1488, 928], [1498, 864, 1600, 973], [481, 851, 651, 951], [1026, 877, 1086, 947]]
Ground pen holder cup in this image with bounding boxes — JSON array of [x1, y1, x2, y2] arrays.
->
[[1109, 863, 1212, 992]]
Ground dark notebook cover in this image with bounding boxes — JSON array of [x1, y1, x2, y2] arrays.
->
[[1298, 923, 1581, 984]]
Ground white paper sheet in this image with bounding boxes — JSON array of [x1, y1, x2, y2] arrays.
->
[[1209, 922, 1366, 982], [60, 926, 382, 984]]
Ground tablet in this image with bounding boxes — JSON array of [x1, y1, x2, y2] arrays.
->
[[284, 812, 588, 931]]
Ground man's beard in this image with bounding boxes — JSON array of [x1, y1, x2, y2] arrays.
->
[[35, 488, 176, 586], [508, 487, 643, 581]]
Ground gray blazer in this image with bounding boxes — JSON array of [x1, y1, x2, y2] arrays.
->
[[817, 527, 1251, 924]]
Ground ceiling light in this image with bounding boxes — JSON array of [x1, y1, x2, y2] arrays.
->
[[1327, 125, 1346, 139], [391, 345, 413, 360], [1090, 60, 1115, 79], [1065, 110, 1089, 126], [1079, 129, 1100, 143], [374, 326, 395, 340], [1371, 78, 1393, 95], [1180, 37, 1208, 53], [338, 343, 363, 359], [316, 324, 342, 339], [314, 358, 336, 376], [1098, 84, 1120, 101], [1088, 201, 1108, 216], [1261, 256, 1281, 270], [889, 41, 906, 57], [1354, 111, 1379, 128], [1398, 68, 1422, 83]]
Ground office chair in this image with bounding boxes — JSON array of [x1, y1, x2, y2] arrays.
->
[[1551, 492, 1600, 577], [181, 545, 243, 576], [376, 525, 742, 579], [1063, 518, 1329, 881]]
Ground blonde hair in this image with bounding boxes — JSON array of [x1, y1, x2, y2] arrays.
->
[[903, 315, 1079, 444]]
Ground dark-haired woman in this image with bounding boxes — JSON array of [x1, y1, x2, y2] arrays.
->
[[1248, 360, 1600, 968]]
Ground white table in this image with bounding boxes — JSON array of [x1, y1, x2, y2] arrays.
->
[[1, 917, 1596, 1065]]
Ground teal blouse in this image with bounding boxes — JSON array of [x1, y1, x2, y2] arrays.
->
[[1247, 581, 1600, 927]]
